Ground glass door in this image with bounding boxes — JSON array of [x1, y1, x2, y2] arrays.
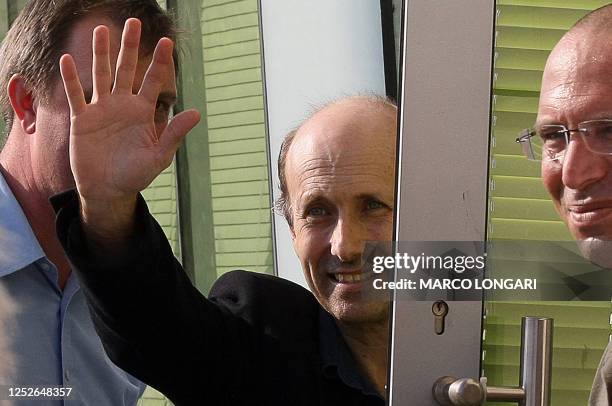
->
[[390, 1, 611, 405]]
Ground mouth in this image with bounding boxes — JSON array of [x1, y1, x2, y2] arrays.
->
[[566, 203, 612, 224], [331, 271, 373, 284]]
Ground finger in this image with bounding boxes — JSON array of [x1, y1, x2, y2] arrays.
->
[[158, 109, 200, 164], [92, 25, 111, 101], [59, 54, 87, 116], [138, 37, 173, 104], [113, 18, 141, 94]]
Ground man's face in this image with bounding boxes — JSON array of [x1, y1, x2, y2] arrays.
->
[[538, 30, 612, 242], [31, 15, 176, 197], [285, 99, 396, 324]]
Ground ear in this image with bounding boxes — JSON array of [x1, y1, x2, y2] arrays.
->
[[7, 75, 36, 134]]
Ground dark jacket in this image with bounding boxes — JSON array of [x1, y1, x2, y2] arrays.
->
[[53, 191, 384, 406]]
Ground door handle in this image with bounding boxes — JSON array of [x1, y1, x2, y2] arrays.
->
[[432, 316, 553, 406]]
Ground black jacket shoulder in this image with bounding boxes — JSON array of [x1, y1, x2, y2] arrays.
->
[[209, 270, 321, 344]]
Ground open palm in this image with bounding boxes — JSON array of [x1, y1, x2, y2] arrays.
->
[[60, 18, 200, 204]]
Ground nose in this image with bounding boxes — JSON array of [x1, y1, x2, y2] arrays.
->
[[561, 136, 607, 191], [330, 216, 365, 264]]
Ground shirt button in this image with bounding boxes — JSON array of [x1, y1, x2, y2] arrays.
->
[[40, 262, 50, 271]]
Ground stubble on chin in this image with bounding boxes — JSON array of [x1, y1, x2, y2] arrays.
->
[[576, 237, 612, 268]]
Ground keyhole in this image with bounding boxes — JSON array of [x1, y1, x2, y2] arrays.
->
[[432, 300, 449, 335]]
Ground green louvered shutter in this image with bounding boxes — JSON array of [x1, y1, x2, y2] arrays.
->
[[485, 2, 612, 405], [202, 0, 274, 278]]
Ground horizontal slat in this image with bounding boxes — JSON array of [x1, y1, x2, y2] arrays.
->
[[150, 213, 176, 228], [216, 237, 273, 253], [214, 223, 272, 238], [486, 363, 598, 392], [497, 5, 589, 30], [142, 186, 175, 201], [493, 95, 539, 114], [210, 152, 268, 170], [202, 0, 257, 21], [147, 200, 176, 214], [215, 251, 272, 266], [485, 345, 605, 371], [213, 208, 271, 225], [490, 175, 550, 199], [485, 323, 608, 348], [203, 0, 250, 7], [494, 110, 537, 131], [212, 194, 270, 210], [491, 154, 541, 177], [489, 217, 572, 240], [216, 266, 273, 276], [209, 137, 266, 156], [495, 67, 543, 92], [206, 81, 263, 101], [491, 196, 559, 221], [492, 128, 532, 155], [204, 40, 261, 61], [486, 301, 611, 324], [207, 95, 263, 115], [203, 26, 260, 48], [208, 123, 265, 142], [206, 67, 262, 88], [495, 47, 549, 71], [496, 26, 566, 51], [204, 54, 261, 75], [202, 12, 259, 34], [211, 166, 268, 184], [212, 180, 269, 197], [207, 109, 264, 128], [497, 0, 610, 9]]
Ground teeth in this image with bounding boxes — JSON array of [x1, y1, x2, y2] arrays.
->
[[334, 273, 363, 283]]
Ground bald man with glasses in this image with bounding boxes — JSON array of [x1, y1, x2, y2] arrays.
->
[[515, 5, 612, 405]]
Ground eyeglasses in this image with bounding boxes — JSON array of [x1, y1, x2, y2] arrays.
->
[[515, 119, 612, 162]]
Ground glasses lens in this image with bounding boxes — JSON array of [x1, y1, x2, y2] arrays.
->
[[580, 120, 612, 154], [535, 125, 567, 161]]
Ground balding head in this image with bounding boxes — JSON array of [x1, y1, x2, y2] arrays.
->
[[537, 4, 612, 259], [277, 96, 397, 227]]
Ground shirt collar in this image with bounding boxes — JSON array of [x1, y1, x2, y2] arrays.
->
[[318, 307, 381, 398], [0, 172, 45, 277]]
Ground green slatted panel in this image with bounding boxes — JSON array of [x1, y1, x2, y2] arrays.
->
[[485, 2, 612, 405], [202, 0, 273, 279]]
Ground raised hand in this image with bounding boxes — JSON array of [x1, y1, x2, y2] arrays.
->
[[60, 18, 199, 209], [59, 18, 199, 243]]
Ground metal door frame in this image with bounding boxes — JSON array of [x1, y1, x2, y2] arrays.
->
[[389, 1, 496, 404]]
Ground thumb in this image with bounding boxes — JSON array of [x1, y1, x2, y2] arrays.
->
[[158, 109, 201, 162]]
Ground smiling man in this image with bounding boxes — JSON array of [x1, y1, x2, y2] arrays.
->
[[52, 20, 397, 403], [278, 96, 396, 394], [516, 5, 612, 405]]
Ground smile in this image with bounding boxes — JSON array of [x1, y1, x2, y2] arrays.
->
[[567, 204, 612, 224], [332, 271, 374, 284]]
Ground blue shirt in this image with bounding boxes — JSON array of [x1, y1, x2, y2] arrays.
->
[[0, 174, 145, 405]]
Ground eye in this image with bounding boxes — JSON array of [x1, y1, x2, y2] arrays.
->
[[366, 200, 386, 210], [538, 127, 565, 140], [306, 207, 328, 217]]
